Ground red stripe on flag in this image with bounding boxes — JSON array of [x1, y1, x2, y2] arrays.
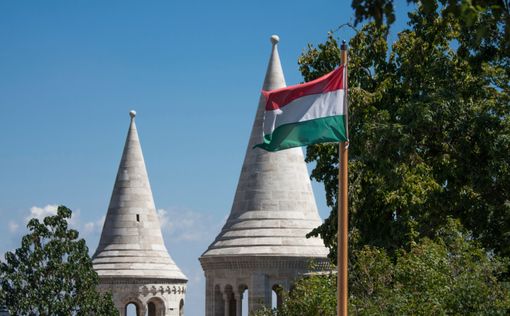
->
[[262, 66, 344, 111]]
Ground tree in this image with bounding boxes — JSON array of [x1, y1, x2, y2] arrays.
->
[[299, 3, 510, 261], [351, 0, 510, 55], [255, 1, 510, 315], [0, 206, 117, 315], [254, 220, 510, 315]]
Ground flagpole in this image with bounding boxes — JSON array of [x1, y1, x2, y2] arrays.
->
[[338, 40, 348, 316]]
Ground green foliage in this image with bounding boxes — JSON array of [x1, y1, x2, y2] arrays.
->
[[354, 219, 510, 314], [0, 206, 117, 315], [253, 271, 336, 316], [258, 2, 510, 315], [254, 220, 510, 315], [351, 0, 510, 54], [300, 4, 510, 261]]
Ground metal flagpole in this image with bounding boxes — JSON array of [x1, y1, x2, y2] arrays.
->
[[337, 40, 349, 316]]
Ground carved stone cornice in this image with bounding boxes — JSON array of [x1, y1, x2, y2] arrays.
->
[[98, 277, 187, 286], [199, 255, 331, 271]]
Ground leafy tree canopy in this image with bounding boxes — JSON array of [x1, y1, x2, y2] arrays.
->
[[0, 206, 117, 315], [255, 219, 510, 315], [300, 2, 510, 261], [351, 0, 510, 54]]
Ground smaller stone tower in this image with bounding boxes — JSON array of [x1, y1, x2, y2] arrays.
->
[[93, 111, 187, 316]]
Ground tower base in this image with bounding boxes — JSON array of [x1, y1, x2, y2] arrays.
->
[[97, 277, 187, 316]]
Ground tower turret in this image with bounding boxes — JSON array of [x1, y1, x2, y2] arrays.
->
[[93, 111, 187, 316], [200, 36, 329, 316]]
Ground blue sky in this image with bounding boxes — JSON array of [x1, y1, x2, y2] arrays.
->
[[0, 1, 411, 315]]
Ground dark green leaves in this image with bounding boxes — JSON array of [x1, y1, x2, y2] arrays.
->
[[255, 220, 510, 315], [351, 0, 510, 55], [301, 4, 510, 260], [0, 206, 117, 315]]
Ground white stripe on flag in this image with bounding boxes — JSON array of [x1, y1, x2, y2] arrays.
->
[[263, 89, 344, 135]]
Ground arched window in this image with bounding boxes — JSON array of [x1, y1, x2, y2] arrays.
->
[[125, 302, 139, 316], [147, 302, 156, 316], [214, 284, 224, 316], [224, 285, 236, 316], [272, 284, 284, 309], [146, 298, 165, 316], [241, 288, 249, 316]]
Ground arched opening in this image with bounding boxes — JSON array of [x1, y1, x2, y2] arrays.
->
[[214, 284, 224, 316], [125, 302, 139, 316], [223, 285, 236, 316], [147, 302, 156, 316], [272, 284, 284, 309], [241, 288, 249, 316], [179, 299, 184, 316], [233, 284, 248, 316], [146, 297, 165, 316]]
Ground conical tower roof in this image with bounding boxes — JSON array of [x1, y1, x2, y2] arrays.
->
[[201, 36, 328, 258], [93, 111, 187, 280]]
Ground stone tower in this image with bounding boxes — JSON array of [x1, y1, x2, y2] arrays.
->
[[93, 111, 187, 316], [199, 36, 329, 316]]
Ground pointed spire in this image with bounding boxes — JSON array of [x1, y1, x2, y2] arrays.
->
[[93, 111, 187, 280], [247, 35, 288, 150], [201, 36, 328, 258], [262, 35, 286, 91]]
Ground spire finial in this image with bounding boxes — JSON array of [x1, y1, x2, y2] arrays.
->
[[270, 34, 280, 45], [129, 110, 136, 119]]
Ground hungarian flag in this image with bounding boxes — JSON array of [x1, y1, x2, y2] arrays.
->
[[255, 66, 348, 152]]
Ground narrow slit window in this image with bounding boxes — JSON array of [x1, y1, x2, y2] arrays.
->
[[136, 214, 140, 222]]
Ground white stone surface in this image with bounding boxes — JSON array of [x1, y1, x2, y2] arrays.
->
[[98, 278, 186, 316], [92, 112, 187, 315], [200, 35, 328, 259], [200, 36, 329, 316]]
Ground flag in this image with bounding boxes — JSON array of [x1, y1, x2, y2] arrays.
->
[[255, 66, 348, 152]]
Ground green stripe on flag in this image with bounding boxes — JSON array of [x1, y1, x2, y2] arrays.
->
[[254, 115, 347, 152]]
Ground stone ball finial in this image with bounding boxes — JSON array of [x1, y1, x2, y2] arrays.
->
[[129, 110, 136, 119], [270, 35, 280, 45]]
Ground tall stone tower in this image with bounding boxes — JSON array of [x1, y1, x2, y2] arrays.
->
[[199, 36, 329, 316], [93, 111, 187, 316]]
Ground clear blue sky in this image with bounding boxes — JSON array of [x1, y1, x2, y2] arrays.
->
[[0, 1, 410, 315]]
